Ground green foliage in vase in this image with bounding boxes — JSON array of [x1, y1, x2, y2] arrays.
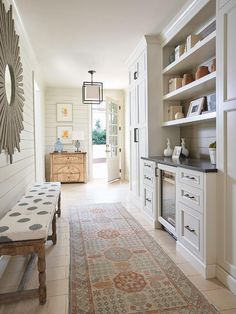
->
[[209, 141, 216, 149]]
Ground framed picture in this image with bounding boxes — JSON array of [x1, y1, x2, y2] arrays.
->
[[57, 126, 73, 144], [187, 97, 205, 117], [206, 93, 216, 112], [172, 146, 182, 160], [57, 103, 73, 122]]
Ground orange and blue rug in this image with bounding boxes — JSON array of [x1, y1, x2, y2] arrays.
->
[[69, 203, 218, 313]]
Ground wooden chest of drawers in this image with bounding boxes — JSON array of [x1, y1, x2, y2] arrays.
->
[[50, 152, 87, 183]]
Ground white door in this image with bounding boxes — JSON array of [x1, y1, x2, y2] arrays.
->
[[217, 0, 236, 286], [106, 98, 120, 182]]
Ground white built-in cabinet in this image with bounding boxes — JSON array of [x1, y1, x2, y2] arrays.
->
[[127, 36, 179, 203], [216, 0, 236, 294]]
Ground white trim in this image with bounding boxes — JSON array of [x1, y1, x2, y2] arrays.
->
[[176, 241, 216, 279], [216, 265, 236, 295]]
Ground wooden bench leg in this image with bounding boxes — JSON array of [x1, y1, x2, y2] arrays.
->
[[52, 213, 57, 245], [38, 244, 46, 305], [57, 192, 61, 218]]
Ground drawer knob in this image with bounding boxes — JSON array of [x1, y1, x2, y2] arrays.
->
[[144, 175, 151, 181], [144, 164, 151, 168], [184, 225, 195, 233], [146, 198, 151, 202]]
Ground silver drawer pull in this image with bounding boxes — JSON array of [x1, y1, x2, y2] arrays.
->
[[146, 198, 151, 203], [144, 175, 151, 181], [184, 225, 195, 233], [144, 163, 151, 168], [184, 193, 195, 200], [184, 175, 196, 180]]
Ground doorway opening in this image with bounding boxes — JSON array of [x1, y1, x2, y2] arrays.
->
[[92, 102, 107, 179]]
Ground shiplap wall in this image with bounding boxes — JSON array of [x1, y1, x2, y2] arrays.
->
[[0, 0, 45, 219], [180, 121, 216, 159], [45, 88, 90, 180]]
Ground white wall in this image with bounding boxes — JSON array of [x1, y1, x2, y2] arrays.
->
[[0, 0, 45, 219]]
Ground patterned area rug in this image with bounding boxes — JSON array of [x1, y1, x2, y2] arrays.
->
[[69, 203, 218, 313]]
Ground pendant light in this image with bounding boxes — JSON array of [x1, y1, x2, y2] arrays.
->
[[82, 70, 103, 104]]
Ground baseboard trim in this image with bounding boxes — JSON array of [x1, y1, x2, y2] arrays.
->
[[176, 241, 216, 279], [216, 265, 236, 295]]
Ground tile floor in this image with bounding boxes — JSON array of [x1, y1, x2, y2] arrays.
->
[[0, 179, 235, 313]]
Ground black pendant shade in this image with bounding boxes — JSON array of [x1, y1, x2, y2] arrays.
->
[[82, 70, 103, 104]]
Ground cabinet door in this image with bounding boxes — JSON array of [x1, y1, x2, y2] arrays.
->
[[217, 0, 236, 279], [137, 78, 146, 126], [129, 86, 138, 127]]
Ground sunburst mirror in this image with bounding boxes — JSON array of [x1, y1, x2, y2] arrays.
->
[[0, 1, 24, 164]]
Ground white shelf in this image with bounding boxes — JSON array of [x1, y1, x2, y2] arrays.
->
[[162, 111, 216, 127], [163, 71, 216, 101], [163, 31, 216, 75]]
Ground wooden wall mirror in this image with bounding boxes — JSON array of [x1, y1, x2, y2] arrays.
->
[[0, 1, 25, 164]]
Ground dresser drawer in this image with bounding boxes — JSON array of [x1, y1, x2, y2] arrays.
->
[[178, 202, 203, 260], [178, 168, 203, 190], [52, 154, 84, 164], [143, 185, 154, 218], [177, 183, 203, 213], [52, 164, 83, 175], [57, 173, 83, 183]]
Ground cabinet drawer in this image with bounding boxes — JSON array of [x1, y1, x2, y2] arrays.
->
[[57, 173, 84, 183], [143, 160, 155, 173], [177, 183, 203, 213], [143, 186, 154, 218], [143, 172, 154, 187], [178, 202, 203, 260], [178, 168, 203, 189], [52, 164, 83, 175], [52, 154, 84, 164]]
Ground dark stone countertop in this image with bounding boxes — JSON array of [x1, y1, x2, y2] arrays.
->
[[141, 156, 217, 173]]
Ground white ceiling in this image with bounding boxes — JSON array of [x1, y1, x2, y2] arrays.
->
[[15, 0, 188, 89]]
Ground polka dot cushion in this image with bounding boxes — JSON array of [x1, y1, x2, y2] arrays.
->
[[0, 182, 61, 243]]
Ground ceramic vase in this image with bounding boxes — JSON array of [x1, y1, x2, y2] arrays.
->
[[209, 148, 216, 164], [164, 138, 173, 157], [195, 66, 210, 80], [55, 138, 63, 152], [182, 73, 194, 86]]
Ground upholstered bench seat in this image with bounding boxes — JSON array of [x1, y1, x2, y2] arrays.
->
[[0, 182, 61, 305]]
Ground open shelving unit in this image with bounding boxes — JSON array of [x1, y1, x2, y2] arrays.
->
[[161, 0, 216, 127]]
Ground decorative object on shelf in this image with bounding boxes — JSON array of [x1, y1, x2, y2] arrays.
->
[[0, 2, 25, 164], [164, 138, 173, 157], [168, 105, 183, 120], [175, 44, 185, 60], [182, 74, 194, 86], [210, 58, 216, 72], [57, 103, 73, 122], [206, 93, 216, 112], [187, 97, 206, 117], [186, 34, 200, 51], [175, 112, 184, 120], [195, 66, 210, 80], [72, 131, 85, 152], [209, 141, 216, 165], [168, 78, 182, 93], [172, 146, 182, 160], [57, 126, 73, 144], [82, 70, 103, 104], [169, 51, 175, 65], [54, 138, 63, 152], [181, 138, 189, 157]]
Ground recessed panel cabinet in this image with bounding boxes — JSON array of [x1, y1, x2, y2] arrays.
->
[[217, 0, 236, 293]]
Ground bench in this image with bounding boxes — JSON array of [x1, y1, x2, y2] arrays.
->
[[0, 182, 61, 305]]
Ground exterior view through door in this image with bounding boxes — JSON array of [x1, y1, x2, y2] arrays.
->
[[92, 98, 121, 182]]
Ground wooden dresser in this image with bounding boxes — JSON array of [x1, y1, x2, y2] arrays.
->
[[50, 152, 87, 183]]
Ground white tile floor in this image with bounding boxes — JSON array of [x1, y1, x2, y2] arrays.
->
[[0, 179, 235, 313]]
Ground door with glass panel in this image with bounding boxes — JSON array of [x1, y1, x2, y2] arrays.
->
[[106, 98, 120, 182]]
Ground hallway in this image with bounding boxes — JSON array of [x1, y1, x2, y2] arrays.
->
[[0, 180, 235, 313]]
